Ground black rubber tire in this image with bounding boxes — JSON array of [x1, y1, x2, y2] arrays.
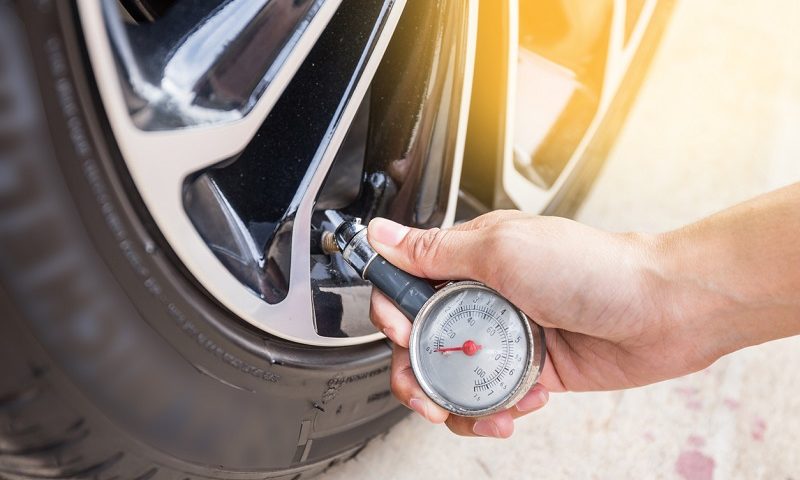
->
[[0, 2, 405, 479]]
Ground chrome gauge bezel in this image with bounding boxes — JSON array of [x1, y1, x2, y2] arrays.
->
[[408, 281, 546, 417]]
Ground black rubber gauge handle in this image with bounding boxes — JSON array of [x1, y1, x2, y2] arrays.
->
[[364, 256, 435, 321]]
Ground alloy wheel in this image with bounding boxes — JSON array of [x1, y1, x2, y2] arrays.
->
[[77, 0, 666, 347], [77, 0, 478, 346]]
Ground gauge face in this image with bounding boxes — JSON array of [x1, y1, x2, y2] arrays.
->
[[409, 282, 542, 416]]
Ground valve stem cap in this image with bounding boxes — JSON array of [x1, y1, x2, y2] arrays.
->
[[321, 231, 340, 255]]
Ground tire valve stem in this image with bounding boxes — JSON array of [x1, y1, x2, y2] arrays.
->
[[324, 211, 435, 320], [321, 231, 340, 255]]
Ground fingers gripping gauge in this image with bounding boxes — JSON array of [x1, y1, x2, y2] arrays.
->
[[324, 213, 546, 417]]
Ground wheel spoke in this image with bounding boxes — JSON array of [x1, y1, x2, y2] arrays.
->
[[465, 0, 661, 214], [306, 0, 478, 338], [102, 0, 336, 130], [79, 0, 341, 179], [360, 0, 478, 229]]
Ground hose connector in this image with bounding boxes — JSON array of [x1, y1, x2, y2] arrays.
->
[[332, 220, 378, 278]]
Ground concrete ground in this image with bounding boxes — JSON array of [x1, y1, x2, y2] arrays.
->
[[324, 1, 800, 478]]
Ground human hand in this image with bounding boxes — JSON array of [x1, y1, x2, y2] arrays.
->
[[368, 210, 720, 438]]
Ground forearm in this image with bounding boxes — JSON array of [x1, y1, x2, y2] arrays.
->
[[653, 183, 800, 364]]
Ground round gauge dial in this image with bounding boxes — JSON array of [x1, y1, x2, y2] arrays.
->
[[409, 282, 545, 417]]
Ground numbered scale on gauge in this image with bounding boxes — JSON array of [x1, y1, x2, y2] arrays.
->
[[324, 213, 547, 417], [409, 282, 545, 416]]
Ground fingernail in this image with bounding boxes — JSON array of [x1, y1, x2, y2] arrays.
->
[[473, 419, 501, 438], [369, 218, 409, 247], [409, 397, 430, 420], [516, 386, 549, 412]]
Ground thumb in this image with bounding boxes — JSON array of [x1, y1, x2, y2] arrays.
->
[[367, 218, 488, 281]]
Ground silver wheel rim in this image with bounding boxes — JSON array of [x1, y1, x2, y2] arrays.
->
[[77, 0, 478, 346]]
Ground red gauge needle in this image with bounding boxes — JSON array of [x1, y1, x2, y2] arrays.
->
[[435, 340, 482, 356]]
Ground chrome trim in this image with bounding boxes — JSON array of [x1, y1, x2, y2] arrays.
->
[[340, 228, 378, 279]]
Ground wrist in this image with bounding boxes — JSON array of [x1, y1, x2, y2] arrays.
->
[[647, 227, 772, 369], [636, 229, 735, 371]]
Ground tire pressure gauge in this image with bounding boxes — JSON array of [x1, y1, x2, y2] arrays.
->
[[324, 213, 546, 417]]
